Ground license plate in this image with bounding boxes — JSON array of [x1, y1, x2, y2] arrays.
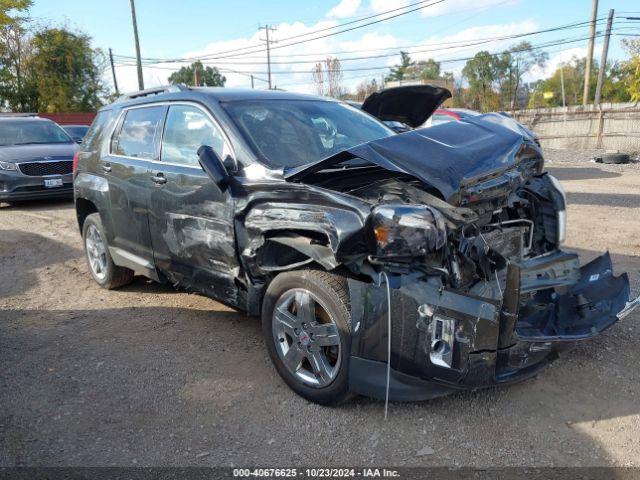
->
[[44, 178, 63, 188]]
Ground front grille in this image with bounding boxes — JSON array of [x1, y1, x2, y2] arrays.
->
[[19, 160, 73, 176]]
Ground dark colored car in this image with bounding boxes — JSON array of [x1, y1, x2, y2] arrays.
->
[[63, 124, 90, 143], [0, 115, 78, 202], [73, 85, 638, 405]]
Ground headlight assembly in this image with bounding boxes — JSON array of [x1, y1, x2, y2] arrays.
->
[[371, 204, 447, 258], [0, 161, 18, 171]]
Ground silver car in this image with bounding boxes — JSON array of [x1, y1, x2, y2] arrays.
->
[[0, 115, 78, 202]]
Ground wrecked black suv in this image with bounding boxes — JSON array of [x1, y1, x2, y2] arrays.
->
[[74, 84, 638, 404]]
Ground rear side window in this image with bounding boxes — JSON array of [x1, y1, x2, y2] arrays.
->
[[112, 106, 165, 159], [83, 110, 111, 149]]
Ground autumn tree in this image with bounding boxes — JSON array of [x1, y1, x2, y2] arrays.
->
[[621, 38, 640, 101], [168, 60, 226, 87], [499, 41, 548, 109], [311, 57, 343, 98], [354, 78, 378, 101]]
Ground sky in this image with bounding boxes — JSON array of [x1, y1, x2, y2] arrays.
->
[[29, 0, 640, 94]]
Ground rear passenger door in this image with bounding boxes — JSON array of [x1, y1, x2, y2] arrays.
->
[[148, 103, 239, 304], [104, 104, 166, 276]]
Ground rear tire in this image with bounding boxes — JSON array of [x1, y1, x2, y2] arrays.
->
[[262, 269, 353, 405], [82, 213, 134, 289]]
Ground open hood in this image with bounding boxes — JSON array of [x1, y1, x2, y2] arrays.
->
[[285, 113, 542, 204], [361, 84, 452, 128]]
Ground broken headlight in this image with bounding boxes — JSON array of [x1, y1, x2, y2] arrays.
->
[[371, 204, 446, 258], [547, 174, 567, 245]]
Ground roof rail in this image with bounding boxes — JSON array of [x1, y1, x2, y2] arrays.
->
[[115, 84, 190, 103], [0, 112, 39, 117]]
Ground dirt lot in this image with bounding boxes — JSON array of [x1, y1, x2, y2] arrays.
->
[[1, 159, 639, 468]]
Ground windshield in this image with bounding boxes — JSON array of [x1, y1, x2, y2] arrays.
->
[[0, 120, 73, 146], [222, 99, 394, 168], [64, 126, 89, 137]]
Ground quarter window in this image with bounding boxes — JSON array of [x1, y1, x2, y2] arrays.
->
[[113, 106, 165, 159], [161, 105, 230, 167]]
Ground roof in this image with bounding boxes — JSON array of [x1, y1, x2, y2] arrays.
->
[[110, 85, 335, 109], [194, 87, 330, 103]]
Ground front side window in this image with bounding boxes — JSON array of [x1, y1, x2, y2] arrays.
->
[[0, 120, 73, 146], [222, 100, 393, 168], [113, 106, 165, 159], [161, 105, 231, 167]]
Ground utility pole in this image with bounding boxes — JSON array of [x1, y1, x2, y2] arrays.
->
[[129, 0, 144, 91], [594, 9, 614, 106], [109, 48, 119, 96], [583, 0, 598, 105], [251, 75, 255, 89], [259, 25, 276, 89], [560, 63, 566, 108]]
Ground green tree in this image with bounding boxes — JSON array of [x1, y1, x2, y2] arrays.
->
[[0, 0, 34, 111], [621, 38, 640, 101], [168, 61, 226, 87], [420, 58, 441, 80], [0, 0, 31, 27], [462, 50, 501, 111], [28, 27, 105, 112], [386, 51, 414, 81]]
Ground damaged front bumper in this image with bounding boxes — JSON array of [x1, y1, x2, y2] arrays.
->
[[348, 251, 638, 401]]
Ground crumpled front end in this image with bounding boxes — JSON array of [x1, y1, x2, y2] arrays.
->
[[348, 250, 636, 402], [255, 113, 638, 401]]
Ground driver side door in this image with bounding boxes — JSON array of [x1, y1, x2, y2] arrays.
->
[[147, 103, 240, 305]]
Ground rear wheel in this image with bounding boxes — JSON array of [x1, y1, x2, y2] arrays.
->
[[82, 213, 134, 289], [262, 270, 352, 405]]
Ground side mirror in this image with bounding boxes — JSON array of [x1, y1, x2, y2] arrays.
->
[[197, 145, 229, 189]]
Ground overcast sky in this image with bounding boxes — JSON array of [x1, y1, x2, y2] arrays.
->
[[30, 0, 640, 93]]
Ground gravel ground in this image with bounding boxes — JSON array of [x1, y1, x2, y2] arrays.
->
[[1, 155, 639, 468]]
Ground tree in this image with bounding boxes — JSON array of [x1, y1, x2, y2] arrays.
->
[[0, 0, 34, 111], [621, 38, 640, 101], [405, 58, 442, 81], [526, 56, 631, 108], [354, 78, 378, 101], [462, 51, 502, 111], [28, 28, 106, 112], [499, 41, 548, 109], [168, 60, 226, 87], [0, 0, 31, 27], [386, 51, 414, 82], [311, 57, 343, 98]]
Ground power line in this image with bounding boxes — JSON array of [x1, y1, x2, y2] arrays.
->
[[116, 32, 612, 77], [189, 19, 611, 67], [112, 0, 445, 64]]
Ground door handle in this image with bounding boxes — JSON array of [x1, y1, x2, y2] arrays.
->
[[102, 163, 112, 173], [151, 173, 167, 185]]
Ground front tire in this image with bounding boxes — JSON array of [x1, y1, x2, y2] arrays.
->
[[82, 213, 134, 289], [262, 269, 352, 405]]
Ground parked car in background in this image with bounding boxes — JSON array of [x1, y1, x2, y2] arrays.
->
[[0, 114, 78, 202], [63, 124, 90, 143], [425, 108, 481, 127], [74, 85, 637, 405]]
